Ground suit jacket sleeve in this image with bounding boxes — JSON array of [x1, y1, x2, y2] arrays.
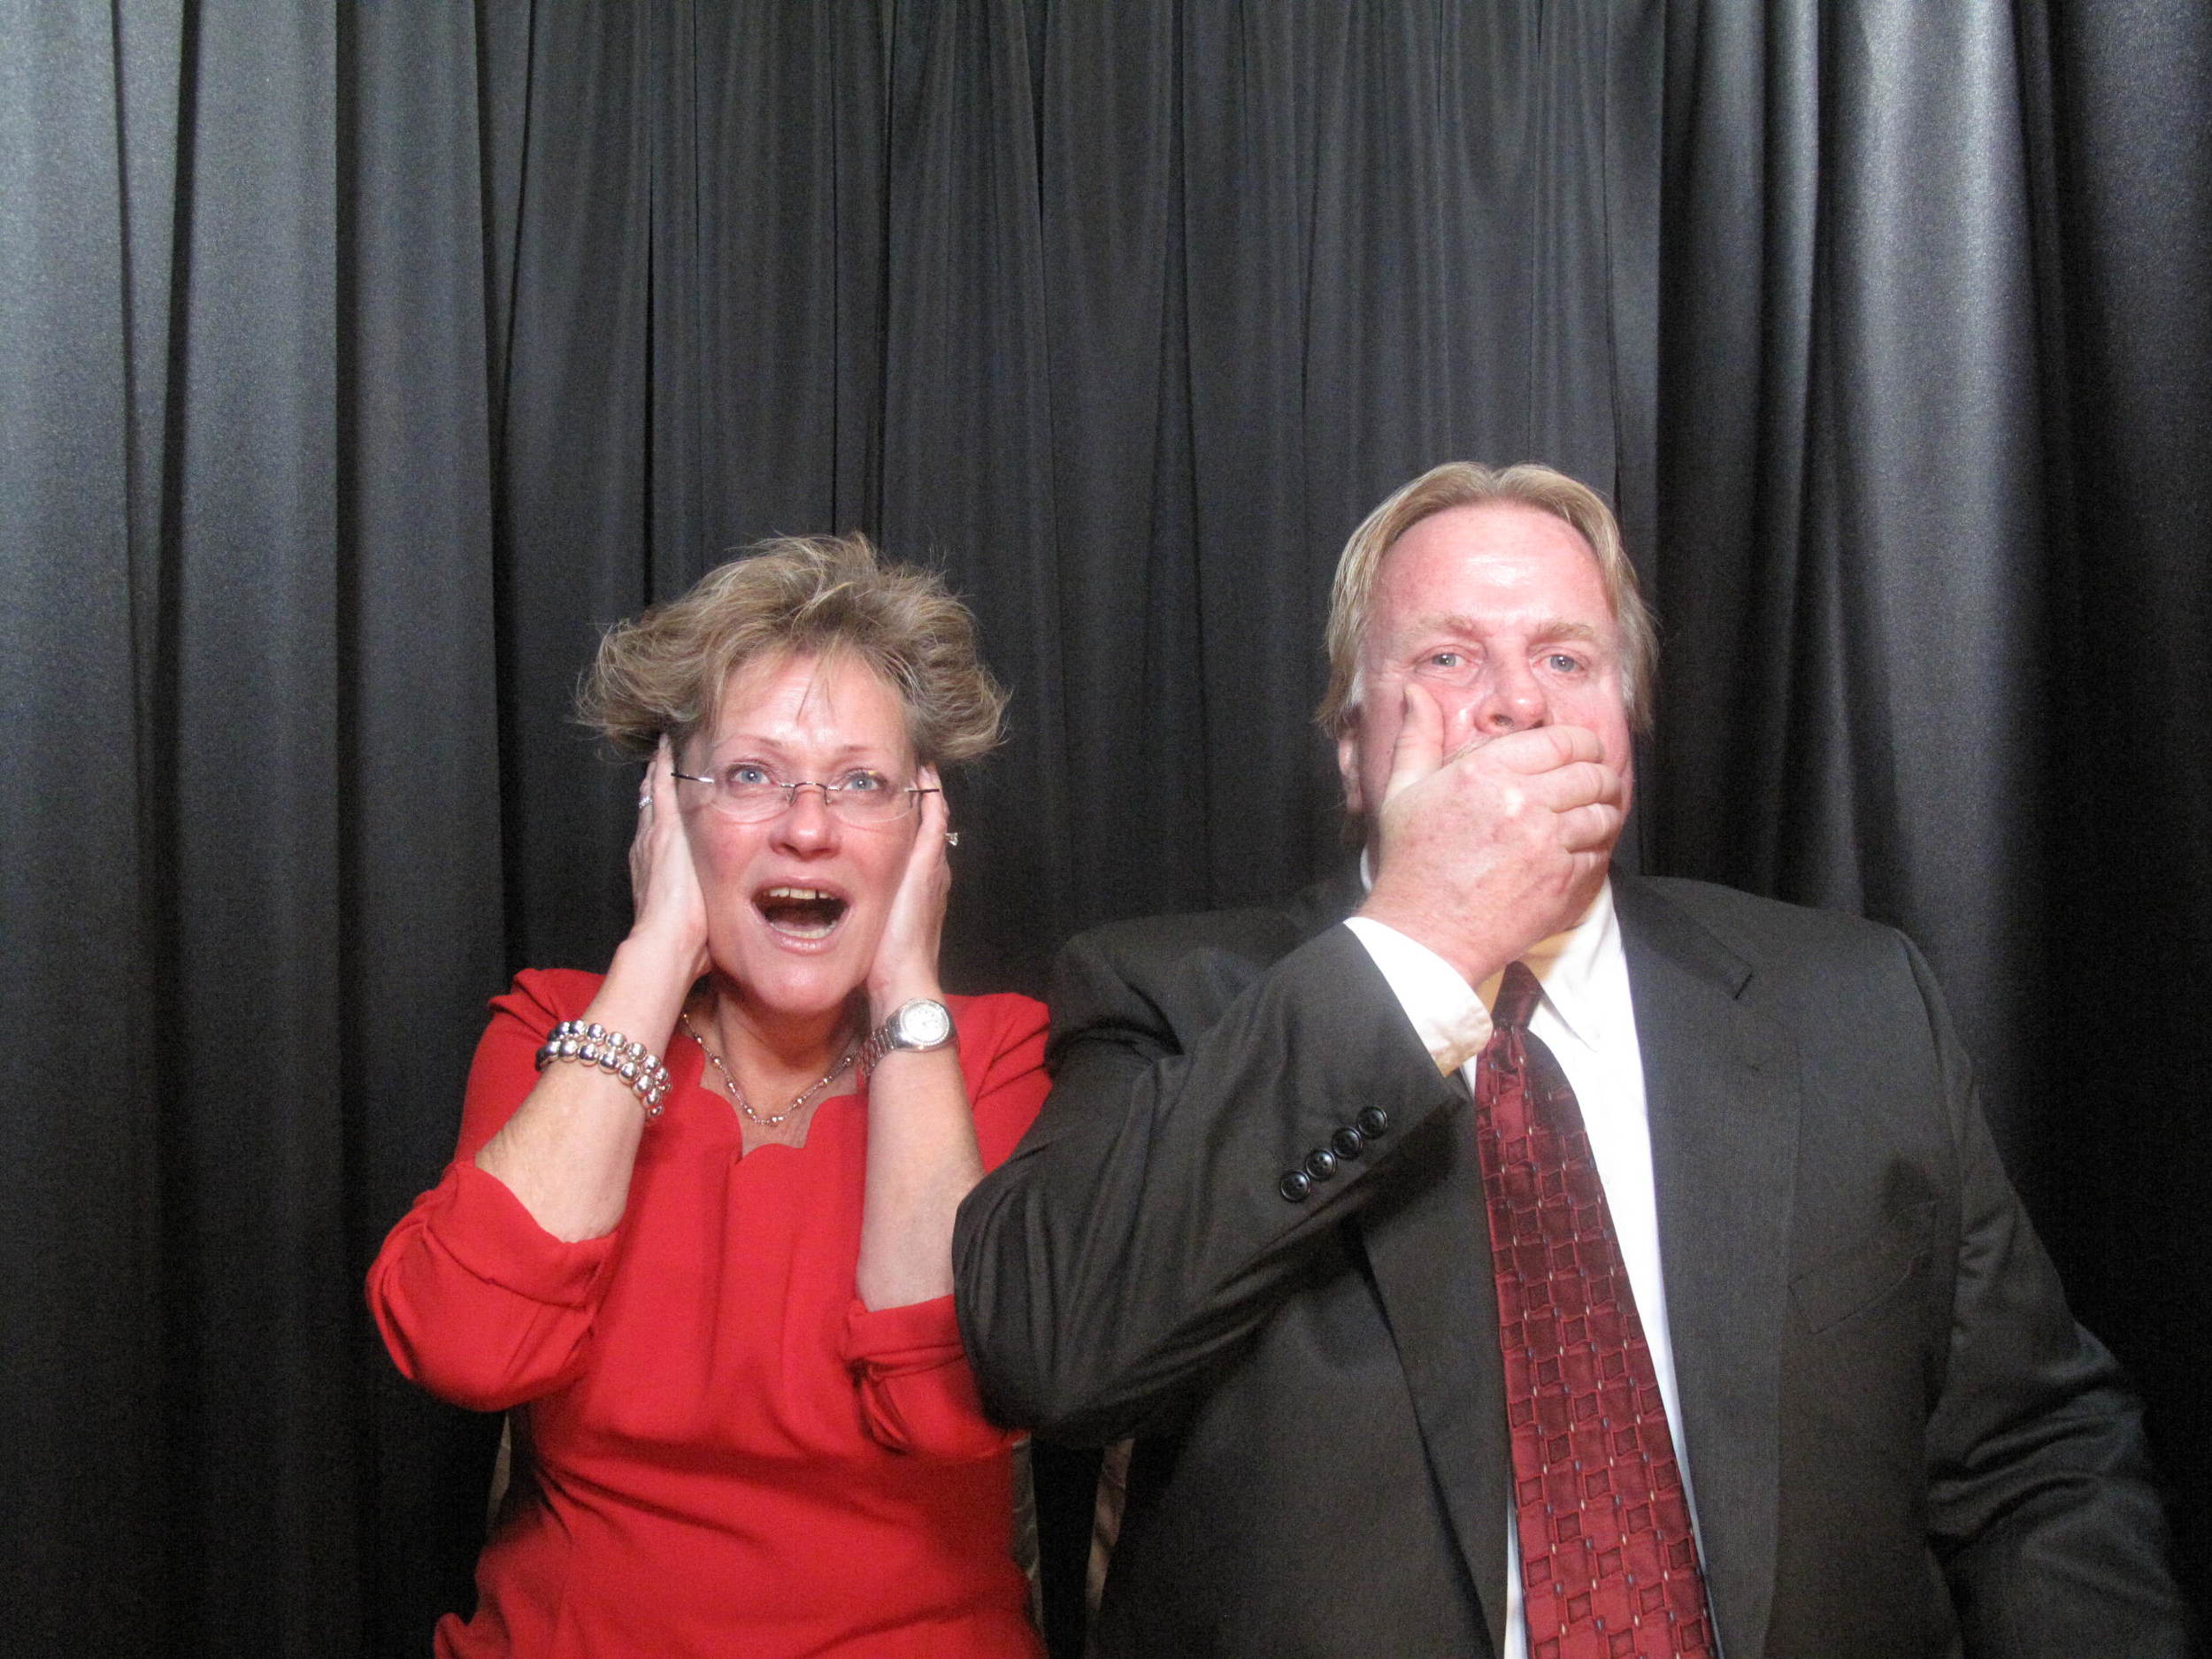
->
[[953, 914, 1464, 1445], [1908, 940, 2192, 1655]]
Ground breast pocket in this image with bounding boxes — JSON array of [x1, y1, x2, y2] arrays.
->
[[1789, 1200, 1939, 1334]]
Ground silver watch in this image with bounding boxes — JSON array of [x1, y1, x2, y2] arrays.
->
[[857, 998, 956, 1075]]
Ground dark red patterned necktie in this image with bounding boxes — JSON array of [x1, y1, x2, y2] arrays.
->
[[1472, 961, 1715, 1659]]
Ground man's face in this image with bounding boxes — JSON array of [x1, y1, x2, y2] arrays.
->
[[1337, 501, 1635, 828]]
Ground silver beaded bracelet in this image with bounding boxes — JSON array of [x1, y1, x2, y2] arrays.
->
[[534, 1019, 672, 1118]]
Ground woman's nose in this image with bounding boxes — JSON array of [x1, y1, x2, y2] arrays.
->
[[771, 782, 840, 849]]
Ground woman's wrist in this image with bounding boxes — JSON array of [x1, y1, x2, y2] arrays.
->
[[616, 918, 708, 986], [599, 932, 705, 1043], [866, 977, 945, 1027]]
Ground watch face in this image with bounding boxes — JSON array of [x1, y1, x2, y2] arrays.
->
[[897, 1000, 953, 1048]]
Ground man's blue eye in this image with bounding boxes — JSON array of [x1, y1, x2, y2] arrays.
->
[[1546, 653, 1583, 673], [1428, 652, 1463, 669]]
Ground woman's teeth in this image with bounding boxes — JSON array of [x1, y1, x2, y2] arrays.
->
[[757, 887, 847, 939]]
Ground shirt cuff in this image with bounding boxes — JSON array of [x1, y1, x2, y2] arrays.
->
[[1342, 917, 1492, 1076], [844, 1295, 1016, 1461], [420, 1160, 619, 1309], [845, 1292, 966, 1367]]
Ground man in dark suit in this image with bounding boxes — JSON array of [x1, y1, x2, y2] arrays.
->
[[954, 462, 2188, 1657]]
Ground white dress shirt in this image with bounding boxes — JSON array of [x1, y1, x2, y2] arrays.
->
[[1344, 878, 1706, 1659]]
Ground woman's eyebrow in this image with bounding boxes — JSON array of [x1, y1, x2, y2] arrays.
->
[[699, 733, 888, 763]]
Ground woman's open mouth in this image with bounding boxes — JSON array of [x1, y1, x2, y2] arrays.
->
[[755, 885, 849, 941]]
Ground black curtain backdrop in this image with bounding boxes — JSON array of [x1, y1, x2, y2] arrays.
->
[[1, 4, 2201, 1655]]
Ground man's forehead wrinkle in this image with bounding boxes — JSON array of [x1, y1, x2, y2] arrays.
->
[[1378, 609, 1613, 649]]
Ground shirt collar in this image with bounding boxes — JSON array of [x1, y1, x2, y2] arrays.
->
[[1357, 850, 1618, 1052], [1501, 880, 1617, 1054]]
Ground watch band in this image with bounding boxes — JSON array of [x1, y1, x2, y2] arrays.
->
[[857, 998, 956, 1076]]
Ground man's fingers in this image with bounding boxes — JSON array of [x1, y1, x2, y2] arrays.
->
[[1525, 758, 1626, 812], [1556, 801, 1625, 854], [1437, 687, 1482, 761], [1382, 681, 1447, 800], [1481, 722, 1604, 774]]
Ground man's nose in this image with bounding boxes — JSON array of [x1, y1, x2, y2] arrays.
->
[[1471, 662, 1548, 733]]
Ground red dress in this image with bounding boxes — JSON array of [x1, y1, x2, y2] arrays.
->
[[367, 970, 1048, 1658]]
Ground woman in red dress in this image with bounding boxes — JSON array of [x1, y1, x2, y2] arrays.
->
[[369, 536, 1046, 1657]]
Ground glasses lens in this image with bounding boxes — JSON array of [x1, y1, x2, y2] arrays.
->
[[824, 773, 911, 825], [701, 772, 917, 824], [718, 780, 790, 821]]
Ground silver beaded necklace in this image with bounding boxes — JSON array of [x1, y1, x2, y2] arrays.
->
[[680, 1010, 858, 1129]]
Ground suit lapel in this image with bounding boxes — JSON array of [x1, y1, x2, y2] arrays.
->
[[1615, 876, 1798, 1659]]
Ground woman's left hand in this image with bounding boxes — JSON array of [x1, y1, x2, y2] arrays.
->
[[866, 765, 950, 1019]]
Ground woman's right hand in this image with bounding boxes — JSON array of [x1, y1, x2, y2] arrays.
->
[[626, 736, 712, 984]]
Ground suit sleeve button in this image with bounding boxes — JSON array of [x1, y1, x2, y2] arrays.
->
[[1302, 1148, 1338, 1181], [1356, 1106, 1391, 1138], [1278, 1170, 1313, 1202], [1331, 1126, 1365, 1160]]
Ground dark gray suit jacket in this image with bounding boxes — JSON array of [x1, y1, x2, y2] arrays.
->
[[954, 870, 2187, 1657]]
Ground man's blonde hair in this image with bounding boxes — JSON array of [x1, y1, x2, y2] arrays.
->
[[1316, 462, 1656, 737]]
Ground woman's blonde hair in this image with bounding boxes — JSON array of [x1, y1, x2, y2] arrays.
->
[[579, 534, 1008, 766]]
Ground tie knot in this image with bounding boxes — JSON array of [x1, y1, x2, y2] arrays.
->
[[1493, 961, 1543, 1033]]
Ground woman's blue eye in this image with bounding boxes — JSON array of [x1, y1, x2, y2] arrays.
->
[[836, 770, 889, 795], [727, 764, 773, 787]]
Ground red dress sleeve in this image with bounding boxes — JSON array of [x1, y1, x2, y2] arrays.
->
[[365, 971, 621, 1412], [842, 993, 1048, 1460]]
